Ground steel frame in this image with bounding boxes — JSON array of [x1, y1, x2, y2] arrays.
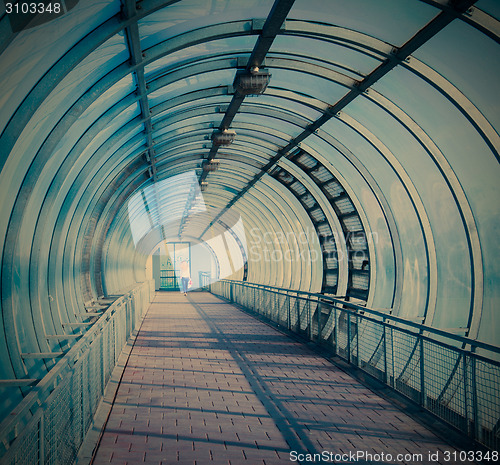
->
[[212, 278, 500, 451], [0, 0, 496, 403]]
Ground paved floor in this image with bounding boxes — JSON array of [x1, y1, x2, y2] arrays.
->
[[91, 292, 479, 465]]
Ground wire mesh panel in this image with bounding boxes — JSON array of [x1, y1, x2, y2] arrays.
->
[[336, 310, 350, 359], [392, 333, 421, 404], [270, 292, 280, 324], [251, 286, 257, 312], [423, 341, 466, 430], [241, 285, 250, 308], [473, 358, 500, 449], [357, 319, 386, 382], [0, 282, 154, 465], [258, 289, 267, 317], [71, 362, 84, 447], [44, 380, 78, 465], [309, 301, 319, 340], [114, 305, 126, 362], [349, 314, 359, 364], [234, 284, 242, 305], [88, 337, 104, 419], [208, 279, 500, 450], [385, 327, 395, 387], [318, 304, 334, 345], [275, 292, 288, 327], [104, 320, 115, 384], [297, 299, 310, 336], [81, 349, 91, 435], [289, 295, 299, 332], [2, 415, 41, 465]]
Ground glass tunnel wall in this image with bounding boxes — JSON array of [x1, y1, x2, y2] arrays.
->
[[110, 167, 325, 293], [0, 0, 498, 423]]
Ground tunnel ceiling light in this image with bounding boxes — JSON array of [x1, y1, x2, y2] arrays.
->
[[202, 159, 220, 172], [234, 68, 271, 95], [200, 181, 208, 191], [212, 129, 236, 146]]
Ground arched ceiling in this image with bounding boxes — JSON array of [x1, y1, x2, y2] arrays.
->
[[0, 0, 499, 411]]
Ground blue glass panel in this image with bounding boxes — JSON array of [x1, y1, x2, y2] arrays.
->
[[288, 0, 437, 46], [413, 20, 500, 130], [79, 103, 141, 163], [265, 68, 347, 104], [0, 31, 129, 195], [138, 0, 274, 49], [233, 113, 301, 140], [78, 75, 135, 134], [151, 95, 233, 125], [148, 69, 236, 107], [476, 0, 500, 20], [0, 0, 121, 134], [371, 66, 499, 346], [315, 118, 426, 317], [144, 36, 257, 79], [271, 35, 381, 77], [242, 94, 324, 122], [345, 97, 472, 330]]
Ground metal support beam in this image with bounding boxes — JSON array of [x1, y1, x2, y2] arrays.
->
[[248, 0, 296, 68], [122, 0, 158, 182], [21, 353, 65, 359], [197, 0, 476, 239], [179, 0, 296, 236], [0, 379, 39, 387], [62, 323, 93, 327], [122, 0, 166, 242]]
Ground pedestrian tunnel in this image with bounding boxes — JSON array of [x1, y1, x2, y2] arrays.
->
[[0, 0, 499, 462]]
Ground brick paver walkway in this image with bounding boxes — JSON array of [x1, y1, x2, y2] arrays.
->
[[91, 292, 478, 465]]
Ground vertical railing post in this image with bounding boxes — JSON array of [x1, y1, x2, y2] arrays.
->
[[39, 414, 45, 465], [347, 312, 351, 364], [101, 334, 105, 394], [383, 323, 388, 384], [274, 292, 278, 323], [355, 313, 359, 367], [463, 353, 470, 435], [296, 296, 300, 332], [390, 328, 395, 388], [308, 300, 313, 341], [81, 359, 86, 442], [419, 337, 426, 408], [287, 295, 291, 330], [317, 301, 321, 343], [333, 306, 338, 356], [471, 350, 480, 441]]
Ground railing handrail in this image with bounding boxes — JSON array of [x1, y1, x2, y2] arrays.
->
[[0, 282, 150, 452], [218, 279, 500, 356]]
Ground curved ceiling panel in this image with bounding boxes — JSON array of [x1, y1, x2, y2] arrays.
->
[[0, 0, 498, 418]]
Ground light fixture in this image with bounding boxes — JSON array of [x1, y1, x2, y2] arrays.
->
[[234, 69, 271, 95], [200, 182, 208, 191], [212, 129, 236, 146], [202, 159, 220, 172]]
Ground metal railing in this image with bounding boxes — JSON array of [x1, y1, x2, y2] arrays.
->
[[199, 271, 211, 290], [0, 280, 155, 465], [211, 279, 500, 451]]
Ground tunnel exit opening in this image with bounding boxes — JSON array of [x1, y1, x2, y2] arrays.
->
[[150, 239, 223, 292]]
